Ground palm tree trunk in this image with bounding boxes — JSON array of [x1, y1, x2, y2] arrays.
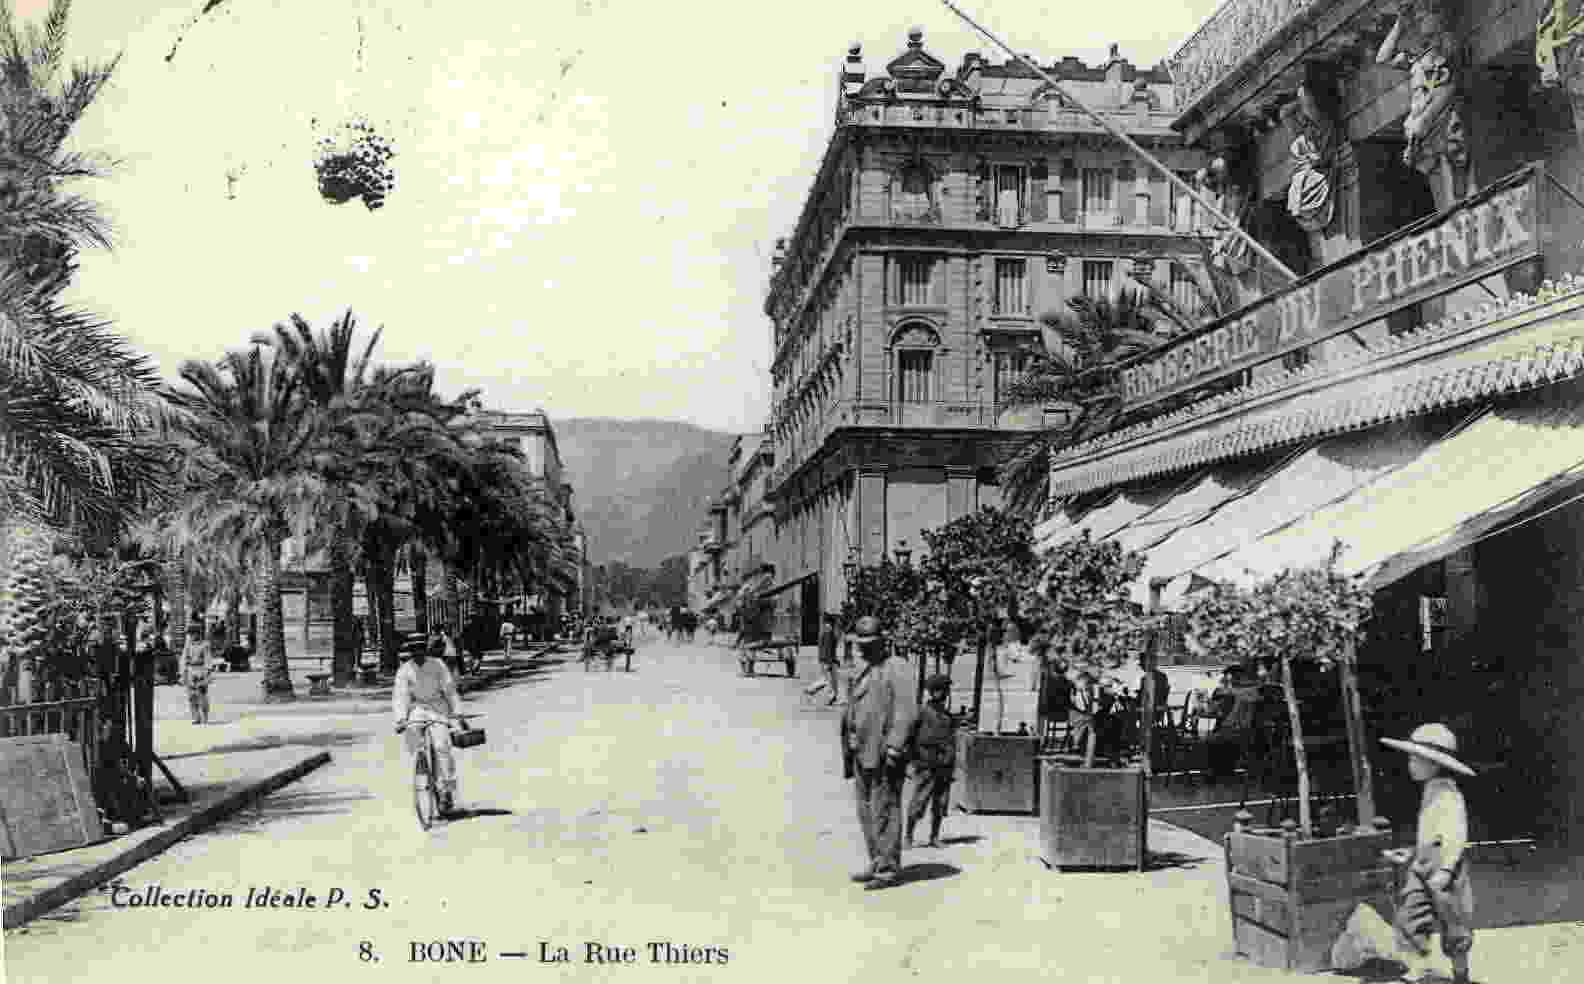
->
[[162, 555, 187, 652], [410, 545, 429, 637], [370, 548, 399, 673], [329, 530, 356, 686], [259, 531, 294, 700]]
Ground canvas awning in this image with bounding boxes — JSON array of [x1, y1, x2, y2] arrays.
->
[[1057, 476, 1193, 547], [1139, 422, 1447, 607], [1197, 385, 1584, 591], [1107, 453, 1284, 559]]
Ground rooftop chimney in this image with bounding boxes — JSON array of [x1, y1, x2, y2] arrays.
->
[[843, 41, 865, 87]]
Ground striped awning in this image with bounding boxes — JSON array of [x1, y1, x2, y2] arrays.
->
[[1107, 453, 1283, 558], [1196, 384, 1584, 592], [1138, 421, 1446, 607]]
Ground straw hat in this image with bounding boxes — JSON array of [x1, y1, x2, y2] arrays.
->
[[1380, 723, 1476, 777], [847, 615, 883, 645]]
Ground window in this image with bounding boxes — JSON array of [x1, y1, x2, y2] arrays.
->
[[1082, 168, 1116, 224], [893, 255, 934, 306], [992, 350, 1030, 405], [995, 165, 1024, 226], [993, 259, 1028, 316], [1082, 260, 1114, 299], [1169, 171, 1199, 231], [1169, 266, 1201, 317], [897, 350, 933, 403], [894, 163, 933, 222]]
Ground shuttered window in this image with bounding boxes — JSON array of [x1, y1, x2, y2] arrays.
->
[[993, 258, 1028, 316], [1169, 171, 1199, 231], [992, 350, 1030, 405], [1082, 260, 1113, 299], [1169, 266, 1201, 316], [1082, 168, 1115, 223], [897, 350, 933, 403], [897, 256, 933, 306], [995, 166, 1024, 226]]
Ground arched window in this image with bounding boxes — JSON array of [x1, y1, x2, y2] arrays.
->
[[892, 323, 940, 404]]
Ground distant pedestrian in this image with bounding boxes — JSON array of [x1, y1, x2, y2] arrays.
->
[[499, 617, 515, 658], [1381, 723, 1476, 984], [181, 621, 218, 724], [840, 616, 917, 890], [817, 613, 841, 705], [906, 674, 957, 848]]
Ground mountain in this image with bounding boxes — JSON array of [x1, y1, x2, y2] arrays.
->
[[553, 418, 740, 569]]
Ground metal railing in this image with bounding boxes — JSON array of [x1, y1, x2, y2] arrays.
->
[[0, 678, 105, 777]]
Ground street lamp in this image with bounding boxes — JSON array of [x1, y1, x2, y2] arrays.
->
[[894, 538, 912, 568]]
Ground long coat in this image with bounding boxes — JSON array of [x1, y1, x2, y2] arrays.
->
[[842, 655, 919, 772]]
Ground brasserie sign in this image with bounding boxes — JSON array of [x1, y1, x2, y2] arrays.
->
[[1120, 166, 1546, 408]]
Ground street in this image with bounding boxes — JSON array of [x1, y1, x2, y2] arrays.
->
[[3, 639, 1259, 984]]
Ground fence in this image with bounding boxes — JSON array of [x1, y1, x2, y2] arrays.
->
[[0, 678, 105, 778]]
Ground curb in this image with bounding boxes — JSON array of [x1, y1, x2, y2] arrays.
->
[[2, 750, 332, 930]]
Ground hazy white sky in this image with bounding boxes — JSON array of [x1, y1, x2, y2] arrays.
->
[[37, 0, 1221, 433]]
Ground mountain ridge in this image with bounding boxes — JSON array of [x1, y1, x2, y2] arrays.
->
[[552, 418, 741, 569]]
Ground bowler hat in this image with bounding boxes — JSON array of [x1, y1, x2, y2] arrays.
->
[[847, 615, 883, 644], [1380, 723, 1476, 777]]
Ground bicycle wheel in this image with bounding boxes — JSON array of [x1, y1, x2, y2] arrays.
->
[[414, 748, 440, 830]]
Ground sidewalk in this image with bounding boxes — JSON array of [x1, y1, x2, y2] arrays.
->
[[2, 647, 558, 930]]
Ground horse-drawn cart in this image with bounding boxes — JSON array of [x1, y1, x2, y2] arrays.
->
[[738, 637, 797, 678]]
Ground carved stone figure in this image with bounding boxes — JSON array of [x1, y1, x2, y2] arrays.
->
[[1377, 0, 1469, 199], [1537, 0, 1584, 142], [1200, 157, 1254, 276], [1282, 84, 1338, 233]]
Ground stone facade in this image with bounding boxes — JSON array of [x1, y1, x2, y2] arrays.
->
[[1046, 0, 1584, 845], [759, 30, 1210, 639]]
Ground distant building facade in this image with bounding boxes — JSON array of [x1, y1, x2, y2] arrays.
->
[[759, 29, 1209, 642]]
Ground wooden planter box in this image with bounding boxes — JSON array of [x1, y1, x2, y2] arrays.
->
[[954, 732, 1040, 814], [1040, 760, 1147, 870], [1225, 828, 1395, 974]]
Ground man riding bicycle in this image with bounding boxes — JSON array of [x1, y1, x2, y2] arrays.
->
[[394, 636, 464, 815]]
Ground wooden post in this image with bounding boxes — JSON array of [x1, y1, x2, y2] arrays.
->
[[1280, 653, 1312, 838], [1140, 629, 1157, 777], [970, 636, 987, 732], [1337, 637, 1377, 825]]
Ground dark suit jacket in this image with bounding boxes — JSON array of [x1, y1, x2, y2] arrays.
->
[[842, 656, 918, 772]]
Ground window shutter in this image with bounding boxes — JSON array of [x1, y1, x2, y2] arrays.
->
[[1148, 172, 1168, 226], [1029, 160, 1048, 221], [932, 256, 947, 305], [976, 160, 991, 221], [1117, 162, 1136, 226], [888, 257, 899, 305], [1060, 159, 1079, 222]]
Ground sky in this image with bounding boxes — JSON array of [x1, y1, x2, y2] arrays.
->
[[33, 0, 1223, 434]]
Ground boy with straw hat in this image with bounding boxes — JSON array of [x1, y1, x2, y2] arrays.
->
[[1380, 723, 1476, 984]]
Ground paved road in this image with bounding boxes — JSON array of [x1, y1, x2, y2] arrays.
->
[[7, 641, 1271, 984]]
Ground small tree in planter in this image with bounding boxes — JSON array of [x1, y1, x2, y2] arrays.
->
[[1184, 562, 1389, 974], [1020, 531, 1156, 868]]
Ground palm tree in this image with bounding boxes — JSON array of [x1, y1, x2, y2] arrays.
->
[[159, 348, 320, 701], [997, 285, 1204, 518], [258, 310, 381, 685], [0, 2, 170, 694]]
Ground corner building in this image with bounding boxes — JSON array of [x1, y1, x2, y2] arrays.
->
[[1041, 0, 1584, 846], [762, 29, 1208, 640]]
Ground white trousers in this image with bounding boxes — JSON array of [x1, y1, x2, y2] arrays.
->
[[402, 708, 456, 793]]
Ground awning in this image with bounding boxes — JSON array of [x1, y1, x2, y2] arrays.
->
[[1055, 477, 1192, 548], [1141, 421, 1446, 607], [1199, 385, 1584, 591], [1107, 453, 1285, 559]]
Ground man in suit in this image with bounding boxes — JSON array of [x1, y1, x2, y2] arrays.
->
[[840, 616, 918, 890]]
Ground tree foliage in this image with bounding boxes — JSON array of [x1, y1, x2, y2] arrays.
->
[[1020, 531, 1152, 677], [1183, 563, 1373, 671]]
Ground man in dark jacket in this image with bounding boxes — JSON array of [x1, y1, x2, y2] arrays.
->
[[840, 616, 917, 890], [906, 674, 957, 848]]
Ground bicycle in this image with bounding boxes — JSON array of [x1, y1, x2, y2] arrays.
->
[[400, 713, 481, 830]]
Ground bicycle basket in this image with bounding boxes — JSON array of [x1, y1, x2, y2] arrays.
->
[[452, 728, 486, 749]]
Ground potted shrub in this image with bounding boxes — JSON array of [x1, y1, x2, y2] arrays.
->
[[1022, 532, 1154, 869], [1185, 564, 1392, 974]]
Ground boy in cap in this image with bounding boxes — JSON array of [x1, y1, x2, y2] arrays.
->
[[906, 673, 958, 849], [1380, 723, 1476, 984]]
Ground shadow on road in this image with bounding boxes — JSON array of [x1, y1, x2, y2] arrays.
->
[[1328, 958, 1411, 982], [202, 788, 377, 832], [162, 730, 370, 760], [1145, 850, 1211, 871], [937, 835, 983, 846], [893, 862, 961, 886], [446, 807, 514, 822]]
